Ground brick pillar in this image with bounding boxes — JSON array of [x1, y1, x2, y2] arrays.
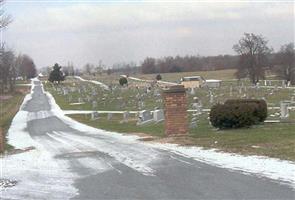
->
[[163, 85, 188, 136]]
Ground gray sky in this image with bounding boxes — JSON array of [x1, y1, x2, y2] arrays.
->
[[3, 1, 295, 68]]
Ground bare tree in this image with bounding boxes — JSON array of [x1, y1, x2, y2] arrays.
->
[[233, 33, 272, 85], [0, 0, 12, 30], [274, 43, 295, 85], [0, 48, 15, 93], [83, 63, 94, 75]]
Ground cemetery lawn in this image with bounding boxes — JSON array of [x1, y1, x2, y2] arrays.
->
[[70, 114, 165, 138], [43, 72, 295, 161], [70, 113, 295, 161], [0, 85, 30, 151]]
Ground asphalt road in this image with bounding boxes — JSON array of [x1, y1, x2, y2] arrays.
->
[[18, 81, 295, 199]]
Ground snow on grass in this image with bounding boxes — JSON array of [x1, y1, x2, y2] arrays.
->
[[1, 79, 78, 199], [46, 91, 161, 176], [147, 143, 295, 188], [74, 76, 109, 90], [45, 87, 295, 187]]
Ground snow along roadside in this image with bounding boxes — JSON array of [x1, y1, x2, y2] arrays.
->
[[45, 87, 295, 188], [74, 76, 109, 90], [0, 79, 78, 199]]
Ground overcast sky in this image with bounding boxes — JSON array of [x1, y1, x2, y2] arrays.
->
[[3, 0, 295, 68]]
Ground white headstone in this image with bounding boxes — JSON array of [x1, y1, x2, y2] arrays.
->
[[153, 109, 164, 122], [190, 88, 195, 95], [92, 101, 97, 109], [137, 110, 153, 125], [280, 101, 289, 119], [107, 113, 113, 120], [123, 111, 129, 123]]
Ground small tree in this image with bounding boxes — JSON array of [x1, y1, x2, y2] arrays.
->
[[48, 63, 65, 83], [107, 68, 112, 75], [119, 77, 128, 86], [233, 33, 272, 85], [274, 43, 295, 85], [156, 74, 162, 80]]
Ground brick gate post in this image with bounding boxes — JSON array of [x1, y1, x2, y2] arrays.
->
[[163, 85, 188, 136]]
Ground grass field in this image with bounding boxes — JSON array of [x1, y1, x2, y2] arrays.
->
[[43, 69, 295, 161], [82, 69, 237, 85], [0, 85, 30, 151], [70, 113, 295, 161]]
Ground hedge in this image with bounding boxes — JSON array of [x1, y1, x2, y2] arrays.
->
[[210, 101, 263, 129], [225, 99, 267, 122]]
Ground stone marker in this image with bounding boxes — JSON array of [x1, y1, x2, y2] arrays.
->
[[163, 85, 188, 136], [229, 85, 233, 97], [280, 101, 289, 119], [91, 112, 99, 120], [123, 111, 129, 123], [63, 88, 68, 95], [190, 87, 195, 95], [92, 101, 97, 109], [153, 109, 164, 122], [0, 128, 4, 153], [209, 91, 214, 104], [137, 110, 153, 125], [107, 113, 113, 120]]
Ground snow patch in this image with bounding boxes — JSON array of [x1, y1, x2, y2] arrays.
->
[[74, 76, 109, 90], [148, 143, 295, 188], [1, 79, 78, 199], [46, 85, 295, 187]]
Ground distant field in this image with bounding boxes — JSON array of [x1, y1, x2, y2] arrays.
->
[[132, 69, 238, 82], [82, 69, 238, 84]]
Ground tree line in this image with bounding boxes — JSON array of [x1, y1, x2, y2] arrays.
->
[[0, 52, 36, 93], [0, 0, 37, 93], [141, 55, 238, 74], [139, 33, 294, 85]]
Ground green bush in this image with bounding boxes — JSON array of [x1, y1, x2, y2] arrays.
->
[[210, 103, 259, 129], [119, 77, 128, 86], [225, 99, 267, 122], [156, 74, 162, 80]]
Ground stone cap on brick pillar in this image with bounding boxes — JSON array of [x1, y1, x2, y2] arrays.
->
[[163, 85, 185, 94]]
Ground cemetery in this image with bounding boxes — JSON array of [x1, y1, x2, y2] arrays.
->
[[43, 70, 295, 161]]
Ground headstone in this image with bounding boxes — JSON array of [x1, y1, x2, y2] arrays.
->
[[107, 113, 113, 120], [137, 110, 153, 125], [0, 128, 4, 153], [153, 109, 164, 122], [190, 87, 195, 95], [229, 85, 233, 96], [282, 80, 286, 88], [209, 91, 214, 104], [264, 80, 267, 86], [91, 112, 99, 120], [239, 87, 242, 94], [92, 101, 97, 109], [280, 101, 289, 119], [190, 116, 197, 128], [122, 111, 129, 123], [78, 97, 82, 103], [68, 95, 72, 103], [63, 88, 68, 95]]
